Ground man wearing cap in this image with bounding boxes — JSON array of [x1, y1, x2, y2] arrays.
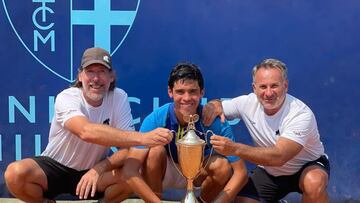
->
[[4, 47, 173, 203]]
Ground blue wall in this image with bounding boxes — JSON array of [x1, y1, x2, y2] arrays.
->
[[1, 0, 359, 201]]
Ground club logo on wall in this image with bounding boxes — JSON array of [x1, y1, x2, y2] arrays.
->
[[2, 0, 140, 82]]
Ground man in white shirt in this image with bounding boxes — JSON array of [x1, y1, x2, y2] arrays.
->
[[203, 58, 330, 203], [4, 47, 172, 203]]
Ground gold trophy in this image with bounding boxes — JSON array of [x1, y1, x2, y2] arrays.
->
[[171, 114, 213, 203]]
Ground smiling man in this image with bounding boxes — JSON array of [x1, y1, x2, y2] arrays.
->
[[203, 58, 330, 203], [120, 63, 248, 203], [4, 47, 172, 203]]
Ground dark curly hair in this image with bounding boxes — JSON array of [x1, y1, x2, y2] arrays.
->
[[168, 62, 204, 90]]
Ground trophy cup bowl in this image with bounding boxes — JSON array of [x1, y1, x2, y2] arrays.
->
[[177, 140, 204, 180]]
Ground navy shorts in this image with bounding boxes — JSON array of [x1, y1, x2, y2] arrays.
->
[[32, 156, 104, 200], [238, 155, 330, 202]]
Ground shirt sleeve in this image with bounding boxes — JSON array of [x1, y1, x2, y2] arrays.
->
[[222, 96, 247, 120], [139, 112, 161, 133], [55, 91, 84, 127], [281, 109, 316, 146]]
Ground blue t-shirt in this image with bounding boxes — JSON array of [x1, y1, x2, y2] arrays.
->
[[140, 103, 240, 163]]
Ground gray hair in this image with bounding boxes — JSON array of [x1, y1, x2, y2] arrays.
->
[[252, 58, 288, 83]]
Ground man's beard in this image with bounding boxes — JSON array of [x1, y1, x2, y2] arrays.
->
[[85, 91, 104, 102], [84, 83, 105, 103]]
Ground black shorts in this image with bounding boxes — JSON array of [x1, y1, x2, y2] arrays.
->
[[238, 155, 330, 202], [32, 156, 104, 200]]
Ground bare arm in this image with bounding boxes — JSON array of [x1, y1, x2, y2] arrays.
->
[[202, 99, 226, 126], [210, 135, 302, 166], [76, 148, 128, 199], [123, 148, 161, 203], [214, 160, 248, 203], [64, 116, 172, 147]]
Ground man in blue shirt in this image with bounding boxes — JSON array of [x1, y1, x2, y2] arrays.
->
[[121, 63, 248, 203]]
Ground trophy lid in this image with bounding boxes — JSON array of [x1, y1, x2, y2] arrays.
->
[[177, 114, 205, 145], [177, 129, 205, 145]]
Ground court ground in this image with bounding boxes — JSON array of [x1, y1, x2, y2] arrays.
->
[[0, 199, 176, 203]]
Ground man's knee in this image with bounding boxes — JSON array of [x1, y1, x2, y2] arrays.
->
[[103, 183, 133, 203], [303, 175, 328, 194], [300, 167, 328, 196], [147, 146, 167, 168], [111, 168, 126, 182], [148, 146, 166, 158], [5, 159, 47, 194], [5, 162, 25, 184], [206, 156, 232, 180], [5, 161, 32, 191], [144, 146, 167, 180]]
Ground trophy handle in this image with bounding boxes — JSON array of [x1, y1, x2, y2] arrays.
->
[[168, 130, 187, 178], [204, 130, 214, 148], [201, 130, 214, 171]]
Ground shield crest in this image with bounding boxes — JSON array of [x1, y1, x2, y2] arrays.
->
[[2, 0, 140, 82]]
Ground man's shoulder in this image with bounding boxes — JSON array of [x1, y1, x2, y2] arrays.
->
[[225, 93, 258, 106], [104, 88, 129, 106], [148, 103, 171, 117], [109, 87, 128, 99], [59, 87, 79, 94], [287, 94, 306, 105], [140, 103, 171, 132], [286, 94, 313, 113], [206, 117, 231, 133], [281, 94, 316, 128], [243, 92, 257, 102], [56, 87, 81, 100]]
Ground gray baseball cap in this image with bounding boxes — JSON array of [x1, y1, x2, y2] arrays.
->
[[80, 47, 112, 70]]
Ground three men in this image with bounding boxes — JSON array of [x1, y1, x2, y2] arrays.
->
[[5, 53, 330, 203]]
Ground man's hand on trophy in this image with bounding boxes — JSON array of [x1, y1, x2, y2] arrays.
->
[[142, 127, 173, 147], [210, 135, 237, 156], [202, 99, 225, 127]]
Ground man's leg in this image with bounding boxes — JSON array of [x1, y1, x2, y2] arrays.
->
[[235, 177, 261, 203], [143, 146, 167, 198], [238, 167, 285, 202], [196, 155, 232, 202], [5, 158, 48, 203], [98, 168, 132, 203], [299, 165, 329, 203], [235, 196, 260, 203]]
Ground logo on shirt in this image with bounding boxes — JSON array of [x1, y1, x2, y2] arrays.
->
[[2, 0, 140, 82], [275, 130, 280, 136], [103, 118, 110, 125]]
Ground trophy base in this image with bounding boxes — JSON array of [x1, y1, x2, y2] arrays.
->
[[181, 190, 199, 203]]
